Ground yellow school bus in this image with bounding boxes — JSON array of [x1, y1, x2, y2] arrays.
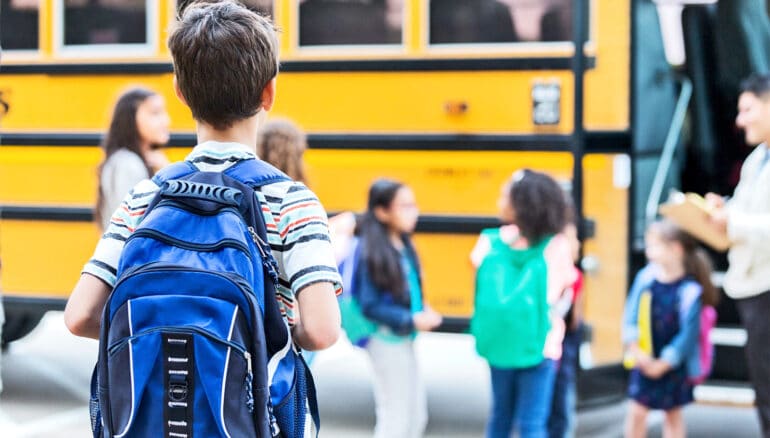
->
[[0, 0, 757, 401]]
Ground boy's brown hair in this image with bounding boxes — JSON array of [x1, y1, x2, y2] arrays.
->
[[169, 0, 279, 130]]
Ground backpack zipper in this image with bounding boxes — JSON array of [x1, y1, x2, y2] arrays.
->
[[108, 325, 248, 356], [113, 263, 258, 309], [128, 229, 252, 260]]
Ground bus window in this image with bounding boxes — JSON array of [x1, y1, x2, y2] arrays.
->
[[298, 0, 403, 46], [177, 0, 272, 17], [429, 0, 572, 45], [62, 0, 148, 47], [0, 0, 40, 50]]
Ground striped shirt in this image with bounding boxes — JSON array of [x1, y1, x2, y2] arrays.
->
[[83, 141, 342, 325]]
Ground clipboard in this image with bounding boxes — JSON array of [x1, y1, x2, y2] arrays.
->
[[658, 191, 731, 252]]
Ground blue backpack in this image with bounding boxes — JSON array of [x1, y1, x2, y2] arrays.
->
[[91, 158, 319, 438]]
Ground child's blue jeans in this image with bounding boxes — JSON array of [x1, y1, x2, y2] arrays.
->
[[548, 327, 582, 438], [486, 359, 558, 438]]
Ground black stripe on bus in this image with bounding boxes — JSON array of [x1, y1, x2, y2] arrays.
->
[[0, 131, 630, 152], [0, 57, 596, 75], [0, 205, 498, 234], [417, 215, 500, 234], [0, 132, 197, 147], [307, 132, 629, 152], [0, 206, 93, 221], [0, 63, 174, 75], [2, 295, 68, 313], [281, 57, 597, 72]]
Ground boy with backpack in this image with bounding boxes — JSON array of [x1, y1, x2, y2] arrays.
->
[[64, 2, 341, 436]]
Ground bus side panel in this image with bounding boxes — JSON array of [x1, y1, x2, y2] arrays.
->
[[305, 149, 574, 215], [582, 154, 630, 365], [0, 220, 97, 298], [0, 146, 100, 204]]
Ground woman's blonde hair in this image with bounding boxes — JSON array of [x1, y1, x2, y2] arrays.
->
[[257, 118, 307, 184]]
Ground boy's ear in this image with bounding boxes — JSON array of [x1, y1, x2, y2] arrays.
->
[[173, 76, 188, 106], [260, 78, 276, 112]]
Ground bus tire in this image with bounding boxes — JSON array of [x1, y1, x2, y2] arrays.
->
[[2, 311, 45, 349]]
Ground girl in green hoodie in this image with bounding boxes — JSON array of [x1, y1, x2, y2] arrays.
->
[[471, 169, 575, 438]]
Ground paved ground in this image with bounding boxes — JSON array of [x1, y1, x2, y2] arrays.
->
[[0, 312, 762, 437]]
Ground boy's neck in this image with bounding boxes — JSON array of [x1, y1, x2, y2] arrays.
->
[[196, 114, 261, 153]]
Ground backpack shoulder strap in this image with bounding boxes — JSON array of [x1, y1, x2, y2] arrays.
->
[[481, 227, 504, 247], [221, 158, 289, 285], [678, 280, 703, 313], [151, 161, 198, 186], [224, 158, 291, 188], [224, 159, 324, 435], [534, 234, 554, 254], [701, 304, 717, 328]]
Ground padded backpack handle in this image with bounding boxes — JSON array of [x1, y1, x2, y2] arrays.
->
[[160, 179, 242, 207]]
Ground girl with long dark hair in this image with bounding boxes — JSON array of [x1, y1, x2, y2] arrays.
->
[[95, 87, 170, 230], [355, 178, 442, 438]]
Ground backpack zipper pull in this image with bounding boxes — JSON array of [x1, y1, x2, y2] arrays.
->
[[248, 226, 281, 285], [244, 350, 252, 372], [268, 402, 281, 437], [244, 351, 254, 413], [247, 227, 266, 255]]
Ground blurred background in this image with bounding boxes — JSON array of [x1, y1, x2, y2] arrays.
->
[[0, 0, 768, 436]]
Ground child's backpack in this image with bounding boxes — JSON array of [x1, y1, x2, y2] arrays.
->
[[470, 228, 551, 369], [689, 304, 717, 385], [623, 288, 653, 369], [91, 158, 318, 438], [336, 237, 377, 347]]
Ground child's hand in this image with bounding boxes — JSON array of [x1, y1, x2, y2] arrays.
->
[[413, 310, 442, 331], [640, 359, 671, 379], [626, 344, 652, 367], [635, 351, 652, 368]]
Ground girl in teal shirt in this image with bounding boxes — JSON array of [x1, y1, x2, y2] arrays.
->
[[355, 179, 443, 438]]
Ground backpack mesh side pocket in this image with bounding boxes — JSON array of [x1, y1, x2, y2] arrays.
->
[[89, 366, 103, 438], [274, 352, 310, 438]]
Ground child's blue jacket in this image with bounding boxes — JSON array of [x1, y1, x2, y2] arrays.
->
[[354, 245, 421, 336], [621, 264, 703, 379]]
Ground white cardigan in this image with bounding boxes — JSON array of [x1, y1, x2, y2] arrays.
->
[[724, 144, 770, 299], [99, 149, 149, 231]]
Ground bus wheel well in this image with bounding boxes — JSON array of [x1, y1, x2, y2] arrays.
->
[[2, 310, 46, 349]]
